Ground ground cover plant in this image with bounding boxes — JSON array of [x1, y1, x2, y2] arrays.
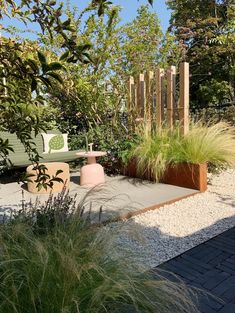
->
[[125, 121, 235, 181], [0, 191, 200, 313]]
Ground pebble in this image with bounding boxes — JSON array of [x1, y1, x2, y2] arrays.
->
[[106, 168, 235, 269]]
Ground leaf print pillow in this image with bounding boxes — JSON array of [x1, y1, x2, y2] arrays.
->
[[41, 133, 68, 154]]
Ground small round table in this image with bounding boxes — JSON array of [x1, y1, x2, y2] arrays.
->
[[76, 151, 107, 187]]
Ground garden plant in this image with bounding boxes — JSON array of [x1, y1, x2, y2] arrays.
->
[[124, 120, 235, 181], [0, 191, 200, 313], [0, 0, 234, 311]]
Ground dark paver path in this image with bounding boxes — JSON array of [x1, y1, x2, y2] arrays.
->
[[157, 227, 235, 313]]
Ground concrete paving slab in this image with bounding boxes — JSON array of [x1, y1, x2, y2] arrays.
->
[[0, 172, 198, 223]]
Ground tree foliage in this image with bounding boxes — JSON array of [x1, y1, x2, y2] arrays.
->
[[44, 4, 178, 135], [167, 0, 235, 109], [0, 0, 154, 173]]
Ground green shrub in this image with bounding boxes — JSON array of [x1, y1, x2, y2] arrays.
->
[[70, 123, 137, 175], [0, 193, 199, 313]]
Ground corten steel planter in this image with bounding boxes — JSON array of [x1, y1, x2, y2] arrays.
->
[[122, 158, 155, 181], [123, 159, 207, 192], [161, 162, 207, 192]]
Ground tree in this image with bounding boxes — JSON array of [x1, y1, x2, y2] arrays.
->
[[167, 0, 235, 109], [42, 3, 173, 136], [117, 5, 163, 76], [0, 0, 154, 173]]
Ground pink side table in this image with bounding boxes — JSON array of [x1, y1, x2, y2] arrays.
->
[[76, 151, 107, 187]]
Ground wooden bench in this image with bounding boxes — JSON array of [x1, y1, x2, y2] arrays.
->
[[0, 131, 81, 167]]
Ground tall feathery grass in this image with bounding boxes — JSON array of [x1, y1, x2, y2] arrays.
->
[[172, 121, 235, 166], [127, 121, 235, 181], [0, 192, 200, 313], [127, 123, 176, 180]]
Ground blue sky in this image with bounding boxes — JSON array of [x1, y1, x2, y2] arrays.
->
[[111, 0, 171, 31], [3, 0, 171, 37], [73, 0, 171, 31]]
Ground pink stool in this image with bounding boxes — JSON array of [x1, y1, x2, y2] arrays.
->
[[80, 163, 105, 186], [76, 151, 107, 187]]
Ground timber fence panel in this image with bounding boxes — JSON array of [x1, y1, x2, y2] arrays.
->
[[126, 63, 189, 133]]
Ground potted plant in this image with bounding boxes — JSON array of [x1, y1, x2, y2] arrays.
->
[[123, 121, 235, 192]]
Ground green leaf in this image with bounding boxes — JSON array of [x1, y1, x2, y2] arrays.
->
[[27, 59, 39, 73], [48, 0, 56, 5], [77, 43, 92, 52], [46, 72, 64, 84], [47, 62, 64, 71], [31, 78, 37, 91], [37, 51, 47, 64], [62, 18, 71, 27], [59, 51, 70, 61], [82, 52, 93, 63], [38, 76, 53, 88], [67, 56, 76, 63]]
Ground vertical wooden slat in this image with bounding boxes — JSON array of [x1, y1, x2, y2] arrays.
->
[[127, 76, 135, 112], [145, 71, 154, 120], [161, 74, 166, 122], [156, 68, 164, 131], [179, 62, 189, 135], [167, 65, 176, 130], [127, 76, 136, 129], [137, 73, 145, 118]]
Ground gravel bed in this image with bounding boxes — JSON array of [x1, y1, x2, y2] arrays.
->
[[106, 169, 235, 270]]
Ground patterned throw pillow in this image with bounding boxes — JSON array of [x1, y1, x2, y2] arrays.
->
[[41, 133, 68, 154]]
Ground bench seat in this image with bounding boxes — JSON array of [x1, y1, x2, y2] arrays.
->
[[7, 150, 81, 167]]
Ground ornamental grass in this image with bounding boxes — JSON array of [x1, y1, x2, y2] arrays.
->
[[127, 120, 235, 181], [0, 191, 199, 313]]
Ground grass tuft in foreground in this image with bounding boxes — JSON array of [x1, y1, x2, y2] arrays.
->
[[0, 192, 200, 313]]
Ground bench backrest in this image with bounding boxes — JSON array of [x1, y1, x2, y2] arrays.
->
[[0, 130, 61, 157]]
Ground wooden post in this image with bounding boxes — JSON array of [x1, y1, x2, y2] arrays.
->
[[127, 76, 135, 111], [127, 76, 136, 129], [179, 62, 189, 135], [156, 68, 164, 131], [137, 73, 145, 119], [167, 65, 176, 131], [145, 71, 154, 120]]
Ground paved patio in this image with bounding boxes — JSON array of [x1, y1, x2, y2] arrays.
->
[[158, 227, 235, 313], [0, 171, 198, 223]]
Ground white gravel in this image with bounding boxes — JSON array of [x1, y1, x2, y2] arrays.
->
[[107, 168, 235, 269]]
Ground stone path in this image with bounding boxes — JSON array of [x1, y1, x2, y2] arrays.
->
[[157, 227, 235, 313]]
